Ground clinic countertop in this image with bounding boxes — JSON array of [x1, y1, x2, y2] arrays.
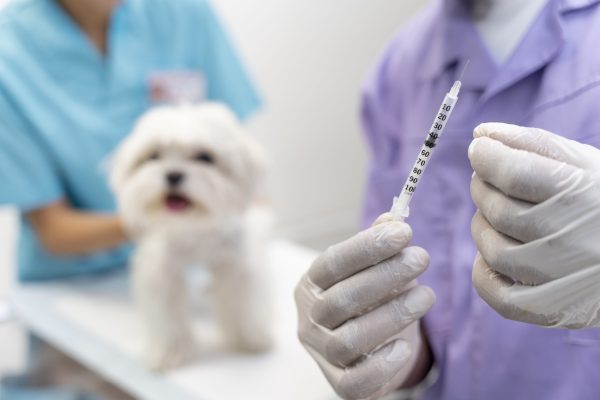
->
[[10, 239, 337, 400]]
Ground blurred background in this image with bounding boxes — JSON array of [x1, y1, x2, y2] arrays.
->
[[212, 0, 425, 248], [0, 0, 430, 283], [0, 0, 427, 394]]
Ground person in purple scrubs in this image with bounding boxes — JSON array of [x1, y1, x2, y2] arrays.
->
[[295, 0, 600, 399]]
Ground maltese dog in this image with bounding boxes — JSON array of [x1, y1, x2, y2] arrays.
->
[[110, 103, 272, 371]]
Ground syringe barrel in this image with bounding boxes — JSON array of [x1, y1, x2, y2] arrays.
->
[[391, 83, 460, 220]]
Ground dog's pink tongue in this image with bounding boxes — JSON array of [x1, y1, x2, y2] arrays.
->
[[165, 195, 191, 212]]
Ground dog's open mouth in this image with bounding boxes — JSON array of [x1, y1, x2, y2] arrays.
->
[[164, 193, 192, 212]]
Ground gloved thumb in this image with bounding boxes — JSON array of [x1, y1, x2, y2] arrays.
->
[[474, 123, 600, 171]]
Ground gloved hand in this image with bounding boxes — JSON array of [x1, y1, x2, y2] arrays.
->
[[469, 123, 600, 328], [295, 213, 435, 400]]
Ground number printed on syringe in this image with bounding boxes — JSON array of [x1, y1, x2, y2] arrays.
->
[[391, 80, 462, 220], [404, 102, 453, 195]]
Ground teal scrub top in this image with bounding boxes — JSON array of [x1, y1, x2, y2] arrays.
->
[[0, 0, 261, 281]]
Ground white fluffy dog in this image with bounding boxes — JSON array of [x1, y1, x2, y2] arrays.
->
[[110, 103, 272, 371]]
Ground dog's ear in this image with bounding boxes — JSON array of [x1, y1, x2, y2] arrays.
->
[[196, 102, 268, 198], [239, 132, 268, 197], [108, 118, 153, 193], [109, 107, 168, 193]]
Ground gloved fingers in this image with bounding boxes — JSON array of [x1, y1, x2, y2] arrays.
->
[[311, 246, 430, 329], [470, 174, 543, 243], [471, 212, 556, 285], [472, 253, 553, 326], [474, 123, 600, 171], [473, 253, 600, 328], [295, 273, 321, 322], [308, 221, 412, 290], [322, 285, 434, 367], [472, 211, 600, 283], [504, 264, 600, 328], [305, 338, 414, 400], [468, 136, 579, 204], [372, 212, 395, 226]]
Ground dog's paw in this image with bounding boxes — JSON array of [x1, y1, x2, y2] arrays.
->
[[143, 337, 197, 372]]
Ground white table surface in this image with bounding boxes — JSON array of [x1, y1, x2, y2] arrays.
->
[[10, 239, 337, 400]]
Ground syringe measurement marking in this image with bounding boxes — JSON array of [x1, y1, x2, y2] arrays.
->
[[391, 79, 462, 220], [403, 103, 453, 195]]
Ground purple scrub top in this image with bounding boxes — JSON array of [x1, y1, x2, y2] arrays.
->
[[361, 0, 600, 398]]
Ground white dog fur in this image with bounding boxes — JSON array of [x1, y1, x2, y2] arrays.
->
[[110, 103, 272, 371]]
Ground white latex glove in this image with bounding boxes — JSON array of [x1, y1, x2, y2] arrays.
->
[[469, 123, 600, 328], [295, 213, 436, 400]]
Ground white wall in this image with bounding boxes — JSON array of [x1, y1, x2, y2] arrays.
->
[[213, 0, 427, 247]]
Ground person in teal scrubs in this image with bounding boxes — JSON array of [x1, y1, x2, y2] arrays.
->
[[0, 0, 260, 282], [0, 0, 259, 397]]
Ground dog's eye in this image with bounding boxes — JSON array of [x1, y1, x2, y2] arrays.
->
[[148, 151, 160, 161], [194, 151, 215, 164]]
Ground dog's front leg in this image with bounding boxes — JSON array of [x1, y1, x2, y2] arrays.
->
[[212, 252, 273, 353], [133, 233, 196, 371]]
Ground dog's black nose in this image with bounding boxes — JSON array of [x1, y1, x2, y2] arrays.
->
[[166, 172, 184, 186]]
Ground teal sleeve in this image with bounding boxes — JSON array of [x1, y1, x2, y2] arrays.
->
[[0, 92, 63, 210], [194, 0, 262, 120]]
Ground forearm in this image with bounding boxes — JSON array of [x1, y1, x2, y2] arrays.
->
[[42, 212, 127, 255], [27, 200, 129, 255]]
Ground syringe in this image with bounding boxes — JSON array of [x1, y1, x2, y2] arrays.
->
[[390, 80, 462, 220]]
